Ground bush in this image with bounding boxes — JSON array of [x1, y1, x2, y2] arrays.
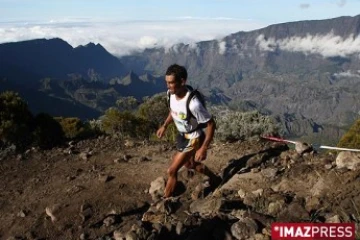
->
[[213, 108, 280, 142], [137, 93, 168, 127], [101, 108, 155, 138], [0, 91, 33, 149], [101, 108, 131, 135], [137, 93, 178, 142], [55, 117, 92, 139], [134, 117, 157, 139], [88, 119, 104, 134], [337, 119, 360, 149], [33, 113, 64, 149], [148, 123, 178, 143], [116, 96, 138, 111]]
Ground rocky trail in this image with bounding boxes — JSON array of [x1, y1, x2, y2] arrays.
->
[[1, 136, 360, 240]]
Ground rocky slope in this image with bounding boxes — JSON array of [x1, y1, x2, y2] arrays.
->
[[1, 137, 360, 239]]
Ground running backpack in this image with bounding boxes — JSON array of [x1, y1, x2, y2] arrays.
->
[[167, 85, 208, 130]]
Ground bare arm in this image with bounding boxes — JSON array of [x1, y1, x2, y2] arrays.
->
[[162, 112, 173, 128], [195, 118, 216, 161], [156, 112, 173, 138], [202, 118, 216, 148]]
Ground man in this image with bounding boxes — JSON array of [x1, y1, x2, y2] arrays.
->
[[156, 64, 219, 198]]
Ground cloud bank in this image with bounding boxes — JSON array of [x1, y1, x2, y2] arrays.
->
[[4, 18, 359, 59], [256, 33, 360, 57], [333, 70, 360, 78], [0, 18, 264, 56]]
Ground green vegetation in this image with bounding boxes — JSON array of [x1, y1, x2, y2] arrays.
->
[[137, 93, 177, 142], [212, 108, 280, 142], [0, 90, 282, 152], [55, 117, 93, 140], [137, 94, 168, 126], [116, 96, 138, 111], [0, 91, 33, 149], [0, 91, 102, 151], [337, 119, 360, 149], [33, 113, 64, 149], [101, 108, 155, 139], [102, 93, 279, 143]]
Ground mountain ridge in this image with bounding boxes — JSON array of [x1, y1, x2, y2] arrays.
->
[[2, 15, 360, 142], [119, 14, 360, 142], [0, 38, 127, 83]]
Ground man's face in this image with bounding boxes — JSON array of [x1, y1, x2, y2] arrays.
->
[[165, 74, 183, 94]]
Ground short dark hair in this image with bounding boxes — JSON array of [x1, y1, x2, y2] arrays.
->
[[166, 64, 187, 82]]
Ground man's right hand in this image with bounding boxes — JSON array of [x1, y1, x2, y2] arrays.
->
[[156, 125, 166, 138]]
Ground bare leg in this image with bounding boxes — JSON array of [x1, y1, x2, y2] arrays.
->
[[164, 150, 195, 198], [185, 156, 221, 187]]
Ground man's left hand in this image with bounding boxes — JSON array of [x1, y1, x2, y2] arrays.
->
[[195, 147, 207, 162]]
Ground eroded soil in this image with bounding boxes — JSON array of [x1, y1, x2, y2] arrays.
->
[[1, 137, 359, 239]]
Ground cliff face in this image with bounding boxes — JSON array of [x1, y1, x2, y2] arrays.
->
[[120, 15, 360, 140]]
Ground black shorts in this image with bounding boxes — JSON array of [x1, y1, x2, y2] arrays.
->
[[176, 133, 205, 152]]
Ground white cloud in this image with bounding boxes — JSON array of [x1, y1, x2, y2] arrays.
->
[[299, 3, 310, 9], [333, 70, 360, 78], [256, 35, 277, 51], [188, 42, 201, 56], [256, 33, 360, 57], [336, 0, 347, 7], [218, 41, 226, 55], [0, 18, 265, 56], [138, 36, 158, 47]]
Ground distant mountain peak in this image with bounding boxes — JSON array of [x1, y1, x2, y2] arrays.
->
[[85, 42, 96, 46], [126, 71, 140, 81], [0, 37, 127, 83], [139, 72, 156, 83], [77, 42, 106, 50], [5, 37, 73, 49]]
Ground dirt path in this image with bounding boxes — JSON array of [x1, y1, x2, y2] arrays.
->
[[0, 138, 246, 239], [2, 138, 359, 239]]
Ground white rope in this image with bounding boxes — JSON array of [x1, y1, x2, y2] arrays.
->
[[319, 145, 360, 152], [262, 136, 360, 152]]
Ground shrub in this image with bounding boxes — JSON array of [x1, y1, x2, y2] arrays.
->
[[88, 119, 104, 134], [116, 96, 138, 111], [161, 123, 177, 142], [55, 117, 91, 139], [0, 91, 33, 149], [137, 93, 177, 142], [101, 108, 155, 138], [213, 108, 280, 142], [101, 108, 129, 135], [148, 122, 178, 143], [337, 119, 360, 149], [137, 93, 168, 127], [33, 113, 64, 149], [133, 117, 157, 139]]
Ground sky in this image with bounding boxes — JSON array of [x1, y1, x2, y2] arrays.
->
[[1, 0, 360, 56]]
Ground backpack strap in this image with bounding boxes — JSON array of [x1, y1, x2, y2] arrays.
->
[[185, 89, 198, 121], [166, 90, 171, 110], [185, 88, 208, 132], [167, 85, 195, 112]]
